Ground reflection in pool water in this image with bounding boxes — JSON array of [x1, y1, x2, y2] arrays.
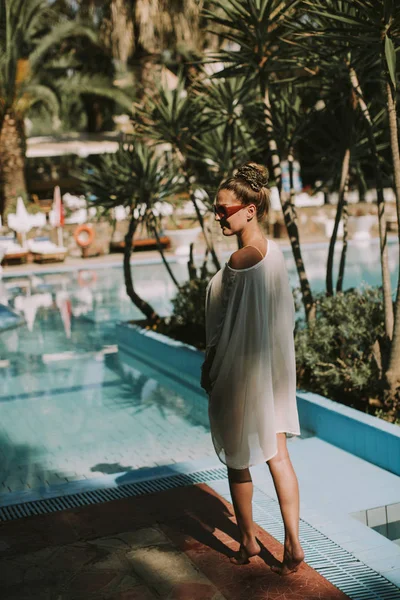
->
[[0, 238, 398, 496]]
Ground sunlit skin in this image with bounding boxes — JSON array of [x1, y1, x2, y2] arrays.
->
[[213, 188, 305, 575], [214, 189, 268, 256]]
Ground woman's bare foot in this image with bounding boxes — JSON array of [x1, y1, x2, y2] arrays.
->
[[230, 537, 261, 565], [271, 541, 304, 576]]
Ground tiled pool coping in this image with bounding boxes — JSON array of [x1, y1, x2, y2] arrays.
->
[[117, 321, 400, 477]]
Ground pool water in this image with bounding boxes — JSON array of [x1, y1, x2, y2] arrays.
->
[[0, 261, 215, 496], [0, 238, 398, 497], [288, 236, 399, 296]]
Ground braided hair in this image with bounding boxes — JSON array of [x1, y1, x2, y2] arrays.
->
[[217, 162, 271, 221]]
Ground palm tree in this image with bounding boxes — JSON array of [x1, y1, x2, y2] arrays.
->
[[289, 0, 395, 343], [293, 0, 400, 407], [188, 80, 264, 256], [77, 0, 221, 90], [132, 74, 225, 268], [0, 0, 132, 217], [204, 0, 317, 320], [75, 139, 183, 323]]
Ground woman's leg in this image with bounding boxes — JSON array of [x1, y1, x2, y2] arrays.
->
[[227, 466, 261, 563], [267, 433, 304, 574]]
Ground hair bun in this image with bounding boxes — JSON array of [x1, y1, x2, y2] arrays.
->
[[234, 162, 269, 192]]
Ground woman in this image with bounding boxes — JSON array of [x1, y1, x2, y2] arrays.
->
[[201, 162, 304, 575]]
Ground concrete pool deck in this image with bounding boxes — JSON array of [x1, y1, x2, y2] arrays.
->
[[1, 233, 378, 277], [1, 433, 400, 598]]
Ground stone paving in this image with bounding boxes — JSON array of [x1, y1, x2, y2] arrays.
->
[[0, 483, 350, 600]]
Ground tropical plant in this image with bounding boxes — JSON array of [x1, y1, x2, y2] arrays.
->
[[295, 285, 399, 423], [0, 0, 132, 217], [72, 0, 222, 89], [301, 81, 387, 296], [287, 0, 395, 346], [189, 75, 266, 185], [75, 139, 184, 323], [291, 0, 400, 405], [204, 0, 317, 321], [164, 244, 215, 350], [132, 74, 227, 268]]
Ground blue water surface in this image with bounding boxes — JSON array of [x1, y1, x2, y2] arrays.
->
[[0, 237, 398, 495]]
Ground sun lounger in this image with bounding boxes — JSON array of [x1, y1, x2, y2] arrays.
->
[[26, 238, 68, 263], [0, 236, 29, 265], [110, 235, 171, 253]]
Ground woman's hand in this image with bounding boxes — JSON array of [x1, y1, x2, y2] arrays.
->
[[201, 361, 213, 394], [200, 346, 217, 394]]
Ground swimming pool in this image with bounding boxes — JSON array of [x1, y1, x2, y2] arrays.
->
[[0, 237, 398, 498], [0, 260, 216, 497]]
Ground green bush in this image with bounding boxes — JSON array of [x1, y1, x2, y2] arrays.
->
[[163, 265, 214, 350], [294, 285, 394, 418], [170, 275, 211, 331]]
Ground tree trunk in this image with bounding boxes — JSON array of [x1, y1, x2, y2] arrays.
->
[[384, 80, 400, 395], [263, 87, 315, 321], [110, 0, 134, 66], [336, 167, 349, 293], [124, 215, 161, 323], [288, 145, 298, 226], [0, 109, 28, 218], [149, 217, 180, 289], [349, 65, 393, 337], [189, 187, 221, 271], [326, 148, 350, 295]]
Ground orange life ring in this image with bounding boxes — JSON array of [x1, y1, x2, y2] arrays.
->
[[74, 224, 95, 248], [78, 270, 97, 286]]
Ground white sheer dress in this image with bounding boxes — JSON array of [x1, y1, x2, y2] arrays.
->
[[204, 238, 300, 469]]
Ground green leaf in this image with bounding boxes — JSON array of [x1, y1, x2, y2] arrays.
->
[[385, 35, 397, 89]]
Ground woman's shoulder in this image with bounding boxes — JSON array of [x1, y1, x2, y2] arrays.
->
[[228, 248, 260, 270], [228, 237, 272, 271]]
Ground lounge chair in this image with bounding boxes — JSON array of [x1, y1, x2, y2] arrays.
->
[[26, 237, 68, 263], [109, 231, 171, 253], [0, 236, 29, 265]]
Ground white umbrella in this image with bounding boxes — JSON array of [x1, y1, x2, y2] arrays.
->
[[29, 212, 46, 227], [14, 293, 52, 332], [56, 291, 72, 339], [180, 199, 208, 216], [152, 201, 174, 217], [114, 205, 129, 221], [65, 208, 88, 224], [8, 197, 32, 247], [62, 193, 87, 210]]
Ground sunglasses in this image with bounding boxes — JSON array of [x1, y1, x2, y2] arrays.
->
[[212, 204, 245, 219]]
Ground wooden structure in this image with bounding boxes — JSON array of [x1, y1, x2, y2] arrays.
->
[[110, 236, 171, 253]]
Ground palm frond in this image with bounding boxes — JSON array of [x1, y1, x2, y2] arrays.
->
[[14, 82, 60, 119], [58, 72, 134, 114]]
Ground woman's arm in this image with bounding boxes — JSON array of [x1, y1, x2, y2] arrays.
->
[[200, 345, 217, 393]]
